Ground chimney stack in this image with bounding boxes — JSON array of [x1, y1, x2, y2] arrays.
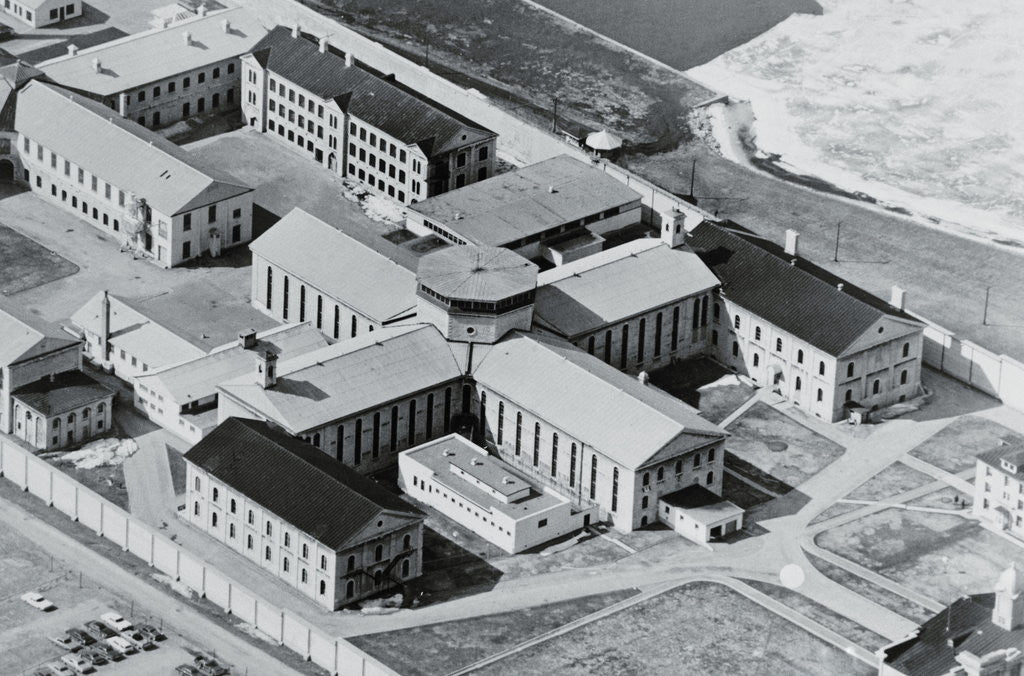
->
[[344, 51, 354, 67], [318, 36, 329, 53], [784, 228, 799, 257], [637, 370, 650, 385], [67, 44, 78, 56], [196, 3, 207, 17], [255, 350, 278, 389], [182, 31, 192, 47], [291, 23, 300, 39], [890, 285, 906, 311], [221, 19, 231, 34], [836, 283, 844, 292], [91, 58, 101, 73], [238, 329, 257, 349]]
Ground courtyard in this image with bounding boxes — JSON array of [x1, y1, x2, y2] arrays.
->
[[909, 414, 1024, 474], [649, 356, 755, 423]]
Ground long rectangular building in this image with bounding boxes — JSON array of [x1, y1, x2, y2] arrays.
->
[[38, 7, 267, 129], [16, 80, 254, 267], [240, 26, 497, 205]]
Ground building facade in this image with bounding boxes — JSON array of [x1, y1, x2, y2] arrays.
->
[[184, 418, 424, 609], [974, 446, 1024, 540], [240, 26, 497, 205], [3, 0, 80, 27]]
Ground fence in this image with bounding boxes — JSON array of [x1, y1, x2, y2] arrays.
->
[[0, 439, 398, 676], [910, 311, 1024, 411]]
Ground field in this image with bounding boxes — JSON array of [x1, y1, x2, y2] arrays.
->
[[0, 221, 78, 295], [350, 590, 638, 675], [474, 581, 872, 675], [845, 462, 933, 502], [909, 416, 1023, 473], [806, 553, 932, 624]]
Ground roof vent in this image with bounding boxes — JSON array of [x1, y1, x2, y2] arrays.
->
[[442, 449, 454, 457], [784, 228, 799, 257], [182, 31, 192, 47], [238, 329, 257, 349], [91, 58, 101, 73], [454, 211, 462, 220], [318, 36, 329, 53], [220, 19, 231, 34], [548, 185, 556, 193], [67, 44, 78, 56], [502, 476, 514, 485], [291, 23, 300, 39], [470, 458, 483, 466], [790, 258, 797, 266], [345, 52, 354, 67], [890, 285, 906, 311], [196, 3, 207, 17], [836, 283, 844, 292]]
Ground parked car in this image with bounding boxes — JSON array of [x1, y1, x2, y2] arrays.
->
[[21, 592, 56, 611], [83, 621, 115, 641], [104, 636, 137, 656], [137, 622, 166, 641], [100, 612, 132, 632], [194, 654, 229, 676], [118, 628, 154, 651], [175, 666, 201, 676], [59, 653, 94, 674], [48, 635, 81, 651], [66, 628, 95, 646], [42, 662, 73, 676], [84, 642, 119, 662], [79, 646, 108, 666]]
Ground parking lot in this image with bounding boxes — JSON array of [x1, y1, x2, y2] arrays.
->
[[0, 522, 231, 675]]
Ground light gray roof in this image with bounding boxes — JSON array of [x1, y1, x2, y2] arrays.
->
[[15, 81, 252, 216], [417, 245, 537, 302], [472, 332, 725, 470], [217, 324, 463, 433], [468, 331, 720, 469], [38, 8, 267, 96], [407, 155, 643, 246], [136, 323, 329, 405], [0, 307, 79, 367], [534, 242, 720, 338], [249, 209, 417, 323]]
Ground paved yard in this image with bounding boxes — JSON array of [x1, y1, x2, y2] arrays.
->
[[806, 553, 933, 625], [846, 461, 934, 502], [475, 581, 872, 675], [725, 402, 845, 493], [350, 590, 638, 676], [909, 415, 1024, 473], [649, 357, 755, 423], [0, 220, 78, 295], [816, 508, 1024, 605]]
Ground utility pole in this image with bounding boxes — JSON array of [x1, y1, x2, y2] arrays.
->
[[689, 158, 696, 197], [550, 97, 559, 133], [833, 221, 842, 262], [983, 286, 991, 325]]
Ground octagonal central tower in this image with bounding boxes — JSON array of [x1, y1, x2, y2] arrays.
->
[[416, 245, 538, 344]]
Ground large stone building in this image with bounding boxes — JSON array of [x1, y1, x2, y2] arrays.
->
[[3, 0, 80, 28], [249, 209, 418, 339], [184, 418, 424, 609], [974, 444, 1024, 540], [0, 308, 112, 451], [16, 80, 254, 267], [688, 222, 925, 422], [38, 7, 266, 129], [240, 26, 497, 205], [879, 564, 1024, 675], [405, 155, 643, 264]]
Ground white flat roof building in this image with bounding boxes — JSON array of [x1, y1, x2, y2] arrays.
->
[[399, 434, 594, 553]]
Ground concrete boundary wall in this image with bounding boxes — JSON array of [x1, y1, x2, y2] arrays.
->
[[0, 439, 397, 676]]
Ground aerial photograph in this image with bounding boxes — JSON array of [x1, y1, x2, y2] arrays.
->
[[0, 0, 1020, 674]]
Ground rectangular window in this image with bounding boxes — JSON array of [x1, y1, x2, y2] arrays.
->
[[208, 205, 217, 222], [497, 402, 504, 445]]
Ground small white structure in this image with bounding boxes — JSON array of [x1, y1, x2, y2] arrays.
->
[[399, 434, 595, 554], [974, 444, 1024, 540], [3, 0, 81, 28], [585, 129, 622, 156], [657, 484, 743, 544]]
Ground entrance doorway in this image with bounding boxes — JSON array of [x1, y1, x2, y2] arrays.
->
[[0, 159, 14, 182]]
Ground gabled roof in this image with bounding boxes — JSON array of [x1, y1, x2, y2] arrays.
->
[[247, 26, 494, 155], [472, 332, 724, 470], [249, 209, 417, 323], [13, 370, 113, 417], [417, 245, 537, 303], [38, 8, 267, 96], [185, 418, 422, 551], [217, 324, 463, 434], [15, 81, 252, 216], [136, 323, 329, 405], [977, 444, 1024, 477], [688, 221, 923, 357], [407, 155, 643, 247], [0, 307, 80, 368], [534, 241, 720, 338]]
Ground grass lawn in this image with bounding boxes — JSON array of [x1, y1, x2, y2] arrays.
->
[[805, 553, 932, 624], [909, 416, 1024, 473], [906, 485, 971, 511], [725, 403, 844, 492], [846, 462, 934, 502], [649, 357, 755, 423], [43, 459, 129, 511], [349, 589, 639, 675], [743, 580, 888, 651], [167, 446, 187, 497], [809, 502, 865, 526], [815, 508, 1023, 605], [476, 581, 872, 675], [0, 223, 78, 295], [722, 471, 775, 510]]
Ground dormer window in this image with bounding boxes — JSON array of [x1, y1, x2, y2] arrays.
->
[[1003, 459, 1018, 474]]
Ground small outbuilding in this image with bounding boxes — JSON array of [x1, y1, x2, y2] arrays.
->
[[657, 484, 743, 544], [585, 129, 623, 158]]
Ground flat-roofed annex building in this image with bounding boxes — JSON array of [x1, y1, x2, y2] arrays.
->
[[405, 155, 643, 264], [240, 26, 497, 205], [249, 208, 418, 340], [399, 434, 595, 553], [689, 222, 925, 422], [38, 7, 266, 129], [184, 418, 424, 609], [16, 81, 254, 267], [533, 239, 720, 374], [2, 0, 80, 28], [974, 444, 1024, 541], [134, 323, 329, 444]]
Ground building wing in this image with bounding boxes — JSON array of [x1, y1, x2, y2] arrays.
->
[[0, 306, 79, 367]]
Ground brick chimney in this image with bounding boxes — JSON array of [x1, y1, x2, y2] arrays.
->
[[890, 286, 906, 311], [784, 229, 799, 257]]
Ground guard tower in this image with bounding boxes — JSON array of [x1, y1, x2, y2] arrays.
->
[[416, 245, 538, 344]]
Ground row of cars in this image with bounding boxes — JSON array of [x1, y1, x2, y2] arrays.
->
[[36, 610, 165, 675]]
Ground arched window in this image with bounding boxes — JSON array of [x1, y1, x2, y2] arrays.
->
[[347, 555, 356, 572], [266, 522, 272, 536], [641, 496, 649, 509], [845, 389, 852, 402], [816, 389, 823, 402], [754, 327, 761, 341], [284, 532, 290, 547], [52, 418, 60, 430], [67, 412, 75, 424], [708, 448, 715, 463], [373, 570, 382, 587], [753, 354, 759, 367], [194, 476, 201, 491], [902, 342, 910, 358], [795, 376, 802, 391], [212, 487, 219, 502], [733, 315, 741, 330], [873, 379, 881, 395], [900, 370, 908, 385], [229, 524, 235, 538], [211, 513, 218, 527], [301, 569, 308, 583], [374, 544, 383, 562], [847, 363, 855, 378], [657, 467, 664, 481], [346, 580, 355, 598], [319, 580, 326, 595], [713, 302, 720, 321], [247, 510, 254, 525], [83, 407, 90, 418], [319, 555, 326, 570], [247, 535, 253, 549], [97, 402, 105, 414], [229, 499, 236, 514], [283, 557, 290, 572], [301, 544, 309, 559], [401, 559, 410, 577], [693, 453, 701, 468], [265, 546, 271, 561], [402, 534, 411, 550], [642, 472, 650, 486], [706, 471, 714, 485], [797, 349, 804, 364], [193, 502, 199, 516], [312, 432, 320, 447], [818, 361, 825, 376], [675, 459, 682, 474]]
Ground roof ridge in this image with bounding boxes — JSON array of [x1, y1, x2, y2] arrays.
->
[[278, 323, 429, 376]]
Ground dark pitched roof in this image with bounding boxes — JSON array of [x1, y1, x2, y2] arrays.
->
[[184, 418, 422, 551], [12, 370, 113, 417], [688, 221, 923, 356], [977, 445, 1024, 476], [660, 484, 728, 510], [248, 27, 494, 155], [882, 593, 1024, 675]]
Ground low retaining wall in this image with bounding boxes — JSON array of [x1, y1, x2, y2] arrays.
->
[[0, 439, 397, 676]]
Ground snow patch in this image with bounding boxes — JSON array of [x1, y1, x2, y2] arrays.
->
[[58, 438, 138, 469], [234, 621, 277, 644], [151, 573, 194, 599], [338, 179, 406, 226]]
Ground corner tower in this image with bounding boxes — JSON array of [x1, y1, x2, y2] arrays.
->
[[416, 245, 538, 344]]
